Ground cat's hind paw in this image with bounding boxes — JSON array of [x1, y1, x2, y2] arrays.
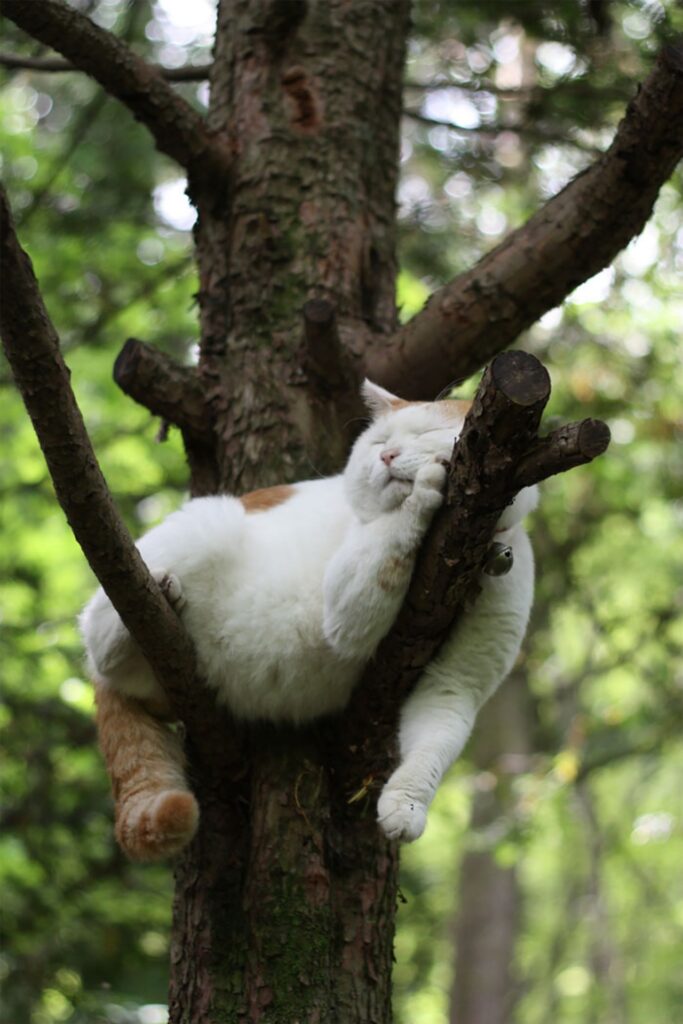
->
[[377, 787, 427, 843], [116, 789, 199, 862], [151, 570, 186, 611]]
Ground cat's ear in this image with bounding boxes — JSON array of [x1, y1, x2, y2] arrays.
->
[[362, 379, 403, 417]]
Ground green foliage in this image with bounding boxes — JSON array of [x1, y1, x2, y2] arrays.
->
[[1, 5, 201, 1020], [1, 1, 682, 1022]]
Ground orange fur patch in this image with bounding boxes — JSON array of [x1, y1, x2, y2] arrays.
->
[[153, 791, 199, 842], [399, 397, 471, 419], [438, 398, 472, 419], [115, 791, 199, 862], [95, 685, 198, 861], [240, 484, 295, 513]]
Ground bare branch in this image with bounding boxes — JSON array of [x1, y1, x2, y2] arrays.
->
[[403, 108, 602, 155], [114, 338, 214, 442], [404, 76, 630, 102], [337, 351, 610, 790], [0, 185, 198, 721], [368, 40, 683, 398], [1, 0, 231, 193], [0, 50, 211, 80]]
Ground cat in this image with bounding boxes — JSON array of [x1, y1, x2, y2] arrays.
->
[[80, 380, 537, 860]]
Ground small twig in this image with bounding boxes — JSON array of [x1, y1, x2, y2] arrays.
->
[[403, 108, 602, 155], [0, 50, 212, 80]]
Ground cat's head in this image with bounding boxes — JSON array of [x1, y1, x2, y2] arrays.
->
[[345, 381, 539, 527], [344, 381, 470, 521]]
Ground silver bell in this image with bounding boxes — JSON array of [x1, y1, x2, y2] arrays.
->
[[484, 541, 514, 576]]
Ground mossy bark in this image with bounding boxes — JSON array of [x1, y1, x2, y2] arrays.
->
[[169, 2, 410, 1020]]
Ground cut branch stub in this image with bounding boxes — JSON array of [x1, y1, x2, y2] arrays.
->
[[114, 338, 214, 442], [336, 350, 609, 791], [302, 298, 348, 389], [514, 418, 611, 489]]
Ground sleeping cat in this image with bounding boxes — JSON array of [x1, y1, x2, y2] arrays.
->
[[80, 380, 537, 860]]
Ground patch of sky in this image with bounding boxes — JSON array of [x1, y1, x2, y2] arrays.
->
[[153, 178, 196, 231]]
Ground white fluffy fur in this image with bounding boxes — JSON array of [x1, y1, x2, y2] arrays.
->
[[81, 381, 537, 842]]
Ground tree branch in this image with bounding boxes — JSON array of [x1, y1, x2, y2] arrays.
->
[[0, 50, 212, 80], [1, 0, 231, 194], [337, 351, 610, 790], [513, 418, 611, 489], [0, 185, 199, 724], [368, 39, 683, 398], [113, 338, 214, 442], [403, 109, 602, 155]]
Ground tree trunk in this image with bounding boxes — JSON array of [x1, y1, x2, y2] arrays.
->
[[450, 672, 534, 1024], [170, 3, 410, 1020]]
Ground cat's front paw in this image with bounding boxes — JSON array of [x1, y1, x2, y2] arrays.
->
[[411, 461, 447, 512], [151, 570, 186, 611], [377, 786, 427, 843]]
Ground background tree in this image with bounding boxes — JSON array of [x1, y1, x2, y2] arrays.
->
[[1, 2, 682, 1023]]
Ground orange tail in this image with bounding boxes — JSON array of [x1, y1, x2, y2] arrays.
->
[[95, 685, 199, 861]]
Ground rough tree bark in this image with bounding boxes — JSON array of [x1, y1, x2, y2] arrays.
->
[[2, 2, 682, 1021]]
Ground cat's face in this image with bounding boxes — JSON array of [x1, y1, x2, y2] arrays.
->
[[345, 381, 470, 521]]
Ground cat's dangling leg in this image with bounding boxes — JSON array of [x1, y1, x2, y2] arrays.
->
[[95, 685, 198, 861], [377, 525, 535, 843], [377, 690, 477, 842]]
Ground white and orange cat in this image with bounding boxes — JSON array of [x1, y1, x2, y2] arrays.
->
[[81, 381, 537, 860]]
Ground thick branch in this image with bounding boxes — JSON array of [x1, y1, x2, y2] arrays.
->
[[114, 338, 213, 442], [1, 0, 231, 193], [338, 351, 610, 788], [0, 186, 198, 723], [367, 40, 683, 397], [0, 50, 211, 80]]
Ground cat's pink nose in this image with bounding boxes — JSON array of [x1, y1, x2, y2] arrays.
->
[[380, 447, 400, 467]]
